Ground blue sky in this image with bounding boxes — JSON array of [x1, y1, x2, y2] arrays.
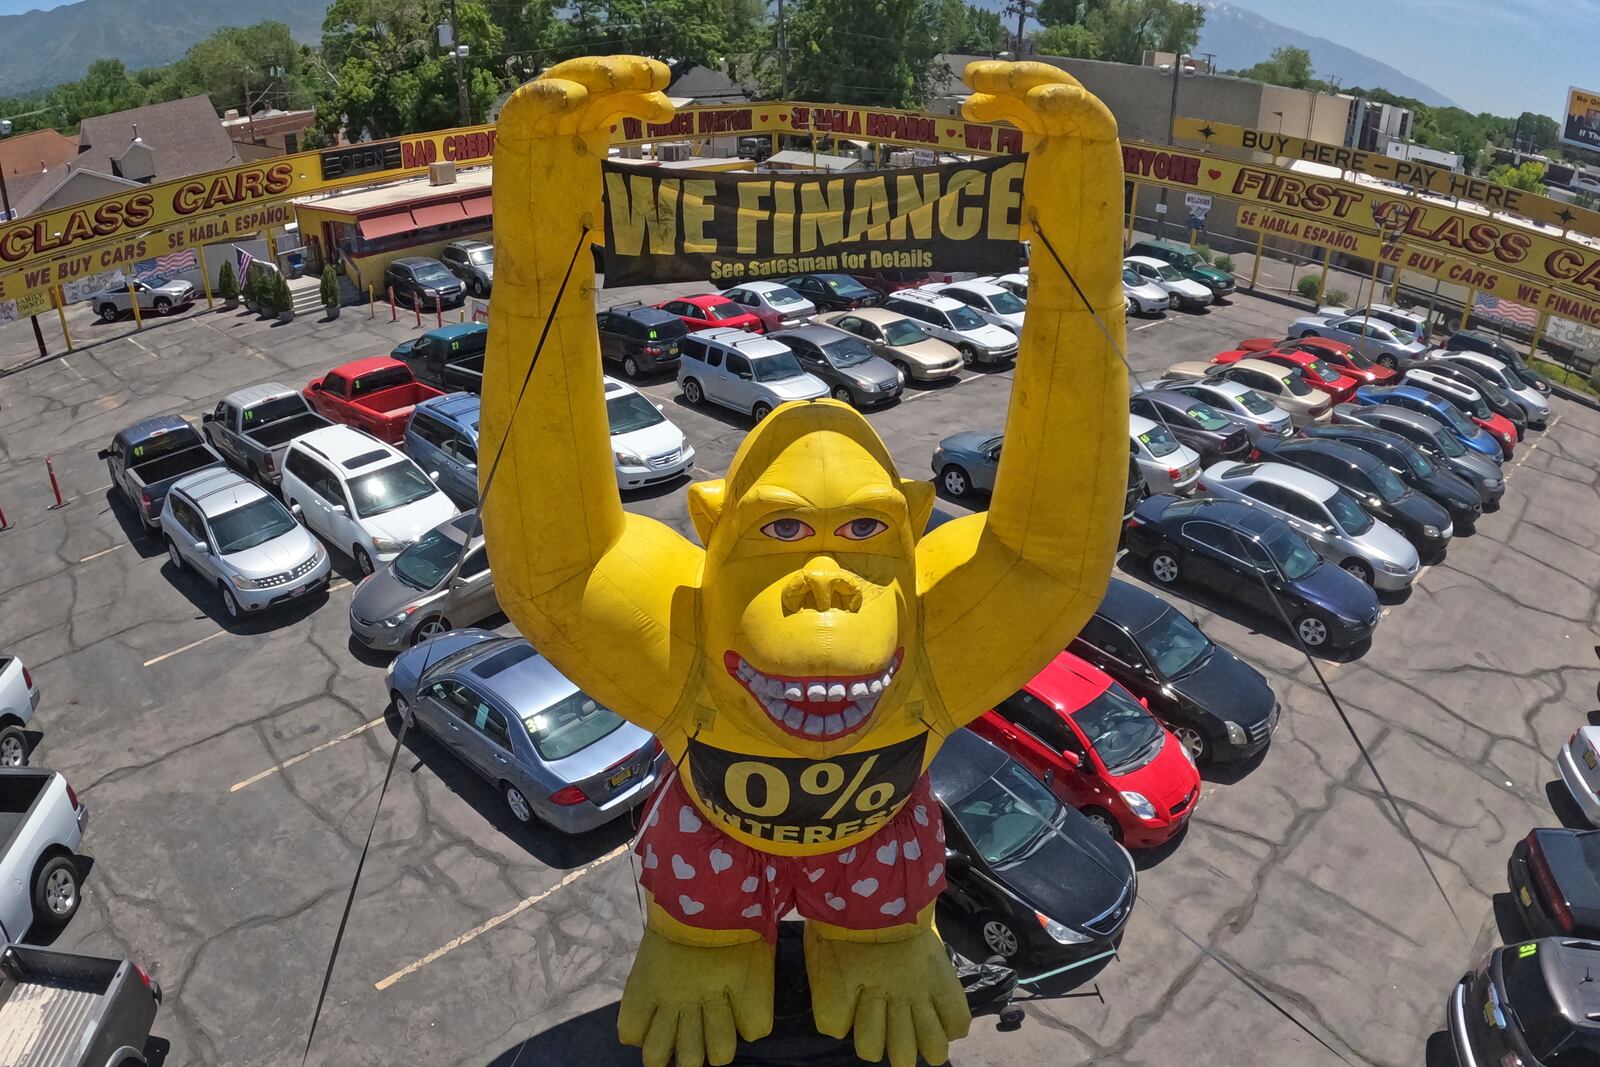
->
[[1232, 0, 1598, 119]]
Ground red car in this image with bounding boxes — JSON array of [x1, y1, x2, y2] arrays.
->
[[1214, 346, 1358, 404], [655, 294, 765, 333], [1239, 336, 1396, 386], [304, 356, 443, 444], [969, 651, 1201, 848]]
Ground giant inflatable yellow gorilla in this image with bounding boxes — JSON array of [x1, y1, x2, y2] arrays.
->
[[480, 56, 1126, 1067]]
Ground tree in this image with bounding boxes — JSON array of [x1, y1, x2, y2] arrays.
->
[[1240, 46, 1315, 90], [1084, 0, 1203, 65], [934, 0, 1006, 53], [1487, 160, 1547, 192], [217, 259, 239, 304], [761, 0, 944, 108], [48, 60, 146, 129], [1036, 23, 1102, 59], [596, 0, 763, 71]]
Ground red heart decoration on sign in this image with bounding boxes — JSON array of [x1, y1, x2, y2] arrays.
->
[[778, 113, 789, 122], [759, 113, 769, 121], [610, 125, 618, 133], [946, 128, 958, 137], [1207, 168, 1222, 180]]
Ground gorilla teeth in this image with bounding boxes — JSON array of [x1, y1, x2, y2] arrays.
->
[[784, 707, 805, 729], [731, 650, 905, 739], [807, 683, 827, 703], [826, 683, 846, 702], [842, 704, 867, 727], [849, 682, 869, 700], [784, 684, 804, 701]]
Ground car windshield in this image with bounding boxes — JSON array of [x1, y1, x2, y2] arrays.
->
[[522, 689, 626, 761], [349, 460, 438, 517], [607, 391, 666, 434], [209, 497, 298, 554], [1430, 399, 1478, 436], [947, 304, 987, 330], [1260, 524, 1320, 580], [1236, 389, 1276, 415], [823, 276, 873, 298], [987, 289, 1026, 314], [765, 285, 807, 307], [1429, 426, 1466, 456], [1155, 264, 1185, 282], [1136, 609, 1213, 678], [242, 395, 306, 426], [1325, 489, 1374, 534], [1122, 267, 1142, 286], [823, 338, 875, 367], [1279, 370, 1313, 396], [883, 319, 929, 345], [705, 302, 749, 321], [412, 264, 454, 284], [391, 527, 460, 590], [1138, 423, 1180, 458], [468, 249, 492, 265], [1401, 445, 1437, 477], [753, 352, 806, 381], [1184, 402, 1231, 431], [948, 761, 1064, 866], [1072, 684, 1163, 774]]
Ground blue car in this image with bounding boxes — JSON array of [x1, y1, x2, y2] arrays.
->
[[1123, 496, 1381, 651], [404, 392, 481, 508], [1352, 384, 1502, 461]]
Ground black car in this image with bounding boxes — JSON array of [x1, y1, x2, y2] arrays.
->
[[383, 256, 466, 309], [767, 324, 904, 407], [1332, 403, 1505, 510], [782, 272, 882, 311], [595, 304, 689, 378], [1419, 358, 1528, 439], [1251, 436, 1454, 561], [1448, 938, 1600, 1067], [1509, 828, 1600, 938], [1300, 424, 1482, 531], [1069, 578, 1278, 765], [1446, 328, 1553, 395], [932, 729, 1136, 963], [1130, 390, 1255, 464]]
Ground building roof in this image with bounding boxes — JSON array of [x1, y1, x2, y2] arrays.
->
[[75, 95, 239, 185], [666, 63, 753, 103], [297, 166, 493, 218], [0, 128, 77, 180], [765, 150, 863, 171], [10, 165, 142, 219]]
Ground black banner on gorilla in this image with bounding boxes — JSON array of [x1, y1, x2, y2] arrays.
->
[[600, 156, 1026, 287]]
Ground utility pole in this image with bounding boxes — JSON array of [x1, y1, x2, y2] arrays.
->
[[0, 120, 47, 359], [1003, 0, 1036, 55], [776, 0, 788, 99], [448, 0, 472, 126]]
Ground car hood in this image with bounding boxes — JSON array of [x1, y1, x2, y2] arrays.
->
[[352, 565, 441, 622], [1190, 265, 1231, 285], [225, 525, 322, 577], [1390, 489, 1450, 531], [898, 337, 963, 365], [1449, 449, 1503, 488], [985, 810, 1133, 928], [938, 429, 1001, 454], [966, 324, 1017, 349], [363, 492, 459, 544], [1354, 519, 1419, 567], [773, 299, 816, 319], [1125, 280, 1168, 300], [765, 374, 829, 400], [1420, 469, 1481, 511], [1169, 278, 1212, 299], [1292, 561, 1380, 622], [155, 280, 196, 295], [612, 417, 686, 458], [845, 357, 903, 387], [1169, 647, 1276, 728]]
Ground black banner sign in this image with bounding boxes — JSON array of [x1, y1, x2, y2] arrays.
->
[[320, 142, 404, 181], [600, 157, 1026, 287]]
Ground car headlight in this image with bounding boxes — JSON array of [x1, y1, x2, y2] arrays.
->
[[1481, 476, 1500, 488], [1120, 790, 1157, 820], [1422, 524, 1441, 538], [380, 607, 417, 628], [232, 573, 275, 589], [1378, 559, 1410, 574], [371, 535, 404, 554], [1180, 742, 1197, 768], [614, 450, 644, 467], [1225, 721, 1248, 746], [896, 369, 906, 385], [1036, 910, 1091, 945]]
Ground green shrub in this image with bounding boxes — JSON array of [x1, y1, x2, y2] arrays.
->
[[1214, 255, 1235, 274], [1192, 243, 1212, 263], [275, 273, 293, 315], [320, 266, 339, 310], [1325, 288, 1350, 306], [1296, 275, 1323, 301], [218, 259, 238, 301]]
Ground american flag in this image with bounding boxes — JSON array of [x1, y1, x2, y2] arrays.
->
[[235, 246, 256, 280], [1474, 293, 1539, 328], [132, 249, 197, 279]]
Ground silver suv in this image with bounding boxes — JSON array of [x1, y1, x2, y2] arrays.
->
[[676, 327, 828, 420], [881, 290, 1018, 365]]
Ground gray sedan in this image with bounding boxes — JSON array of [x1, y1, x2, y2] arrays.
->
[[932, 429, 1001, 499], [349, 512, 498, 651], [1288, 313, 1430, 371], [386, 630, 666, 834]]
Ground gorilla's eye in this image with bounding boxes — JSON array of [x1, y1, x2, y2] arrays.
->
[[761, 518, 815, 542], [836, 518, 888, 540]]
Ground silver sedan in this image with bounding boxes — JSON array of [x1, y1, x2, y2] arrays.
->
[[1288, 313, 1430, 371], [349, 512, 498, 651]]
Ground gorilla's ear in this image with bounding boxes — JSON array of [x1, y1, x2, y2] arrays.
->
[[687, 479, 726, 546], [901, 478, 935, 539]]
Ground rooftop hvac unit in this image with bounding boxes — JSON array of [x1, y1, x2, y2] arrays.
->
[[429, 161, 457, 186], [888, 151, 918, 168], [657, 141, 693, 162]]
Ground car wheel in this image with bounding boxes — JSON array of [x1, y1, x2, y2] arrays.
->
[[1083, 808, 1120, 841], [354, 546, 375, 576], [682, 378, 703, 405], [391, 691, 413, 725], [752, 402, 773, 421], [1295, 614, 1330, 648], [1377, 354, 1398, 371], [979, 913, 1022, 960], [470, 277, 485, 297], [831, 386, 854, 404], [153, 297, 172, 315], [412, 616, 451, 644], [97, 303, 119, 322], [892, 359, 913, 380], [33, 854, 80, 927], [958, 344, 976, 366], [504, 782, 535, 825], [1173, 725, 1208, 764], [940, 465, 971, 499], [1341, 558, 1374, 585], [1148, 551, 1182, 586], [220, 582, 242, 620], [622, 355, 641, 378], [0, 726, 28, 767], [166, 538, 186, 572]]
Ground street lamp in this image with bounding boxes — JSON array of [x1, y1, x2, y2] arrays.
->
[[1363, 199, 1404, 333]]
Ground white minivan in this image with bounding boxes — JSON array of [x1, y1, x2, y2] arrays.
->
[[605, 376, 696, 489]]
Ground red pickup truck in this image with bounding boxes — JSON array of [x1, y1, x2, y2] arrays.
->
[[304, 357, 443, 444]]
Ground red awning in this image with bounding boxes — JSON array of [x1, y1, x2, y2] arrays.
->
[[411, 200, 468, 228], [358, 211, 417, 240], [462, 192, 493, 220]]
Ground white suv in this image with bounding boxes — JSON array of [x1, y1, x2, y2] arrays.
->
[[281, 425, 458, 576], [880, 290, 1018, 365], [925, 280, 1026, 334], [677, 327, 828, 420]]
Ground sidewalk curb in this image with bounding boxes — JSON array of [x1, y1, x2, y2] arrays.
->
[[1548, 381, 1600, 413]]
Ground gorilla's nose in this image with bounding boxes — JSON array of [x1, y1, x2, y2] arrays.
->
[[782, 556, 865, 614]]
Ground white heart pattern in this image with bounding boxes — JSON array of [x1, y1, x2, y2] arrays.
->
[[741, 875, 760, 893], [709, 848, 733, 874], [926, 862, 944, 887], [879, 897, 906, 917], [672, 855, 696, 880], [765, 865, 778, 882], [679, 895, 705, 916], [851, 877, 879, 897], [642, 844, 659, 870], [837, 848, 856, 865], [741, 902, 763, 918], [806, 868, 826, 883], [825, 893, 846, 910], [902, 839, 921, 861], [647, 805, 660, 827], [678, 805, 703, 834], [913, 805, 929, 827], [876, 840, 899, 866]]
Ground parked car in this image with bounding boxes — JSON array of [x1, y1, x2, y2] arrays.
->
[[203, 383, 333, 486], [931, 728, 1136, 962], [1434, 349, 1551, 427], [1558, 726, 1600, 828], [1353, 384, 1504, 460], [1165, 358, 1330, 426], [1448, 939, 1600, 1067], [384, 256, 466, 309], [386, 631, 667, 832], [281, 426, 458, 576], [1196, 460, 1419, 590], [880, 290, 1019, 365], [98, 415, 226, 532], [350, 512, 496, 650], [847, 268, 933, 296], [89, 275, 197, 322], [1507, 827, 1600, 938], [596, 303, 690, 378], [438, 239, 494, 296], [676, 327, 828, 420], [1237, 335, 1397, 386], [813, 308, 964, 382], [605, 376, 695, 489], [1408, 364, 1522, 451], [0, 655, 39, 768], [989, 272, 1030, 300], [0, 941, 163, 1067], [1128, 413, 1201, 495], [970, 651, 1201, 848], [782, 272, 881, 311], [1288, 313, 1429, 371], [0, 768, 88, 941], [1214, 345, 1358, 405], [1332, 404, 1505, 509], [768, 324, 903, 407], [933, 430, 1001, 500], [1422, 358, 1529, 437], [656, 293, 766, 334], [1299, 424, 1483, 531], [1150, 378, 1295, 438], [1121, 265, 1171, 315], [1445, 329, 1552, 395], [305, 356, 445, 445], [390, 323, 486, 394], [1129, 389, 1254, 463], [1123, 255, 1211, 311], [721, 280, 817, 330], [1069, 579, 1278, 765], [1316, 303, 1428, 344], [1126, 240, 1235, 302], [924, 279, 1026, 333], [404, 392, 481, 508], [1123, 496, 1381, 650], [160, 468, 331, 618]]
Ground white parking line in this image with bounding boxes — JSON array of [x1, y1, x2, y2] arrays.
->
[[374, 843, 629, 991], [78, 544, 125, 563], [1132, 318, 1173, 331], [142, 630, 226, 667], [229, 716, 386, 792], [328, 579, 353, 592]]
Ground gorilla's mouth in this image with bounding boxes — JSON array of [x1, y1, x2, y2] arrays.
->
[[723, 649, 904, 741]]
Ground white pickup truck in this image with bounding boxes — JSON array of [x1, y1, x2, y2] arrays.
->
[[0, 769, 88, 942], [0, 654, 41, 767]]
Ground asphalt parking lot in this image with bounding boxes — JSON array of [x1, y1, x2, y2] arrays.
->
[[1, 280, 1598, 1067]]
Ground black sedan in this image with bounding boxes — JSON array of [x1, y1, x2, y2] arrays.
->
[[768, 324, 904, 407], [1130, 390, 1255, 464], [1300, 424, 1482, 531], [1508, 828, 1600, 938], [932, 729, 1135, 964], [1251, 436, 1454, 561], [1419, 358, 1528, 439], [782, 272, 882, 311], [1069, 578, 1278, 765]]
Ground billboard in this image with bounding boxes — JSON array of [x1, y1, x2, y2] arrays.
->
[[1562, 86, 1600, 151]]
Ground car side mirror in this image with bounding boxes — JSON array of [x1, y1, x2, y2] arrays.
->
[[192, 539, 209, 554], [97, 448, 112, 460], [427, 470, 441, 482], [309, 381, 324, 391], [737, 369, 753, 380], [201, 412, 215, 423], [944, 849, 968, 873], [655, 402, 665, 411], [330, 504, 347, 516], [1060, 749, 1081, 770], [289, 502, 303, 518]]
